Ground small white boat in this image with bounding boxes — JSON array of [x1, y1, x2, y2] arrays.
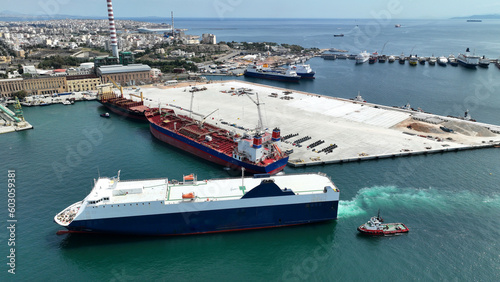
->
[[437, 56, 448, 66], [479, 56, 490, 68], [388, 55, 396, 63], [62, 100, 72, 105], [355, 51, 370, 64], [448, 54, 458, 66], [428, 55, 437, 65]]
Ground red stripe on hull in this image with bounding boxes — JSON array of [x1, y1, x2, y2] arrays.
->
[[151, 125, 241, 169], [59, 221, 331, 237], [150, 125, 285, 174]]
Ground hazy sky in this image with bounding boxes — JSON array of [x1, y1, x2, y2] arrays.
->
[[2, 0, 500, 19]]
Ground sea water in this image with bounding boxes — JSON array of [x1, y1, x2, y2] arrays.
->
[[1, 18, 500, 280]]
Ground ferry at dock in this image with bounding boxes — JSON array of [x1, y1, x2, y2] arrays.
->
[[244, 63, 301, 82], [355, 51, 370, 64], [457, 48, 480, 69], [54, 172, 340, 236], [288, 64, 315, 79]]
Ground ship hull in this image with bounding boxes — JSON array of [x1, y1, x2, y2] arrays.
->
[[244, 71, 300, 82], [150, 122, 288, 174], [457, 60, 477, 69], [66, 200, 339, 236], [297, 72, 315, 79], [98, 100, 148, 121]]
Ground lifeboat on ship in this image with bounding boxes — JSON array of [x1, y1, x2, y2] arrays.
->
[[182, 192, 195, 200]]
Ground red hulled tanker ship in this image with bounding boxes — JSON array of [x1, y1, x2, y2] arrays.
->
[[97, 92, 149, 121], [145, 107, 288, 174]]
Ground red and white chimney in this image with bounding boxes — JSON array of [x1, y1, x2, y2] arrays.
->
[[107, 0, 119, 58]]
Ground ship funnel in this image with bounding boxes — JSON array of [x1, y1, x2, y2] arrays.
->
[[252, 134, 263, 149], [272, 128, 281, 142], [106, 0, 119, 58]]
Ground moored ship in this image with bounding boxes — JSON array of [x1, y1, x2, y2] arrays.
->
[[97, 92, 149, 121], [409, 54, 418, 66], [428, 55, 437, 65], [437, 56, 448, 66], [288, 64, 315, 79], [478, 56, 490, 68], [398, 53, 406, 64], [369, 52, 378, 64], [448, 54, 458, 66], [457, 48, 480, 69], [244, 63, 301, 82], [54, 172, 340, 236], [355, 51, 370, 64], [145, 105, 288, 174]]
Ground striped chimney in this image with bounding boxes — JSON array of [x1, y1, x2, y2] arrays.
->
[[107, 0, 119, 58]]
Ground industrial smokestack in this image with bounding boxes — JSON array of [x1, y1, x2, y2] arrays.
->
[[171, 11, 175, 38], [107, 0, 119, 58]]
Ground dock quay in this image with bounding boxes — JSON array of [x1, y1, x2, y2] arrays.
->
[[125, 81, 500, 167], [0, 102, 33, 134], [321, 53, 499, 65]]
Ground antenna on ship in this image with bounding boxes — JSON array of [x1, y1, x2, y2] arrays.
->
[[244, 92, 264, 133], [241, 167, 245, 187], [189, 88, 195, 118]]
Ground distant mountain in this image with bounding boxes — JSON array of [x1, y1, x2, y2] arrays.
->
[[0, 10, 26, 16], [0, 11, 104, 21], [451, 14, 500, 19]]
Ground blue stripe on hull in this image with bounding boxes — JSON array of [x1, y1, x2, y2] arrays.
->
[[150, 123, 288, 174], [244, 72, 300, 82], [458, 60, 477, 69], [68, 201, 339, 235], [297, 72, 315, 79]]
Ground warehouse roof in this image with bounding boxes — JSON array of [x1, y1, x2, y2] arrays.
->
[[98, 64, 151, 75]]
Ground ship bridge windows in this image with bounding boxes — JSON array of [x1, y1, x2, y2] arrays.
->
[[87, 197, 110, 205]]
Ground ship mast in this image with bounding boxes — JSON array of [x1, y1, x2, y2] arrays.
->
[[189, 88, 195, 118], [245, 92, 264, 133]]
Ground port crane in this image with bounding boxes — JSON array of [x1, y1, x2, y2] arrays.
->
[[106, 77, 143, 102], [200, 108, 219, 128], [244, 92, 264, 133]]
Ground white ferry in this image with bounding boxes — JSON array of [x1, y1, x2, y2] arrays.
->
[[55, 172, 340, 236]]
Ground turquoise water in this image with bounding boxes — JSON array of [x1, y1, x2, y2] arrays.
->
[[2, 18, 500, 280]]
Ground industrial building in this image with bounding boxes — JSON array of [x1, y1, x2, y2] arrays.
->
[[202, 33, 217, 44], [97, 64, 152, 86], [66, 74, 102, 92], [0, 76, 67, 97]]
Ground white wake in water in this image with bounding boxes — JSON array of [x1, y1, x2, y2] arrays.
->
[[338, 186, 500, 218]]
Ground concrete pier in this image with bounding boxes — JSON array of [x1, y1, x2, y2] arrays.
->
[[127, 81, 500, 167], [0, 104, 33, 134]]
